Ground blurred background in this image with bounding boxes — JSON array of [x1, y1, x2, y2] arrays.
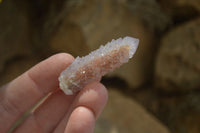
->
[[0, 0, 200, 133]]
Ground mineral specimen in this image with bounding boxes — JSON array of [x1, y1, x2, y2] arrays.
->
[[59, 37, 139, 95]]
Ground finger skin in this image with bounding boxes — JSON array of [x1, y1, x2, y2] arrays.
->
[[13, 90, 76, 133], [64, 106, 95, 133], [53, 82, 108, 133], [0, 53, 74, 132]]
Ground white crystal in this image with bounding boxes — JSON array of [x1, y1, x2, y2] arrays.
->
[[59, 36, 139, 95]]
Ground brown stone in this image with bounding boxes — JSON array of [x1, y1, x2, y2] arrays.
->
[[0, 57, 38, 86], [50, 21, 89, 57], [95, 89, 171, 133], [159, 0, 200, 22], [0, 0, 32, 73], [123, 0, 170, 31], [174, 0, 200, 12], [155, 18, 200, 91], [67, 0, 156, 89], [156, 93, 200, 133]]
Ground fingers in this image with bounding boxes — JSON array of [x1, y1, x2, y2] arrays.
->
[[13, 90, 76, 133], [0, 53, 74, 132], [64, 106, 95, 133], [53, 82, 108, 133], [14, 82, 107, 133]]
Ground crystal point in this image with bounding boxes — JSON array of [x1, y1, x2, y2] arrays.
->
[[59, 36, 139, 95]]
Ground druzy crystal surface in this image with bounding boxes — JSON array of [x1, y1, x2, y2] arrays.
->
[[59, 37, 139, 95]]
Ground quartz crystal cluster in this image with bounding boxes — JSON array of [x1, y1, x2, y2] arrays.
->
[[59, 37, 139, 95]]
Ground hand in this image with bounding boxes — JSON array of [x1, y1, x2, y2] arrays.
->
[[0, 53, 108, 133]]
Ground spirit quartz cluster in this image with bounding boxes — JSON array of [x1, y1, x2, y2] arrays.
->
[[59, 36, 139, 95]]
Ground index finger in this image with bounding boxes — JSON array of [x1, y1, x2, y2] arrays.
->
[[0, 53, 74, 132]]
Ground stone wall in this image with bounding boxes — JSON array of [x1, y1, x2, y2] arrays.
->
[[0, 0, 200, 133]]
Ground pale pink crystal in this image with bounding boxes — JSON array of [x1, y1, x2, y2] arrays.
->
[[59, 36, 139, 95]]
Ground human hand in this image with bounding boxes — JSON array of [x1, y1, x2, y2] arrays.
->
[[0, 53, 108, 133]]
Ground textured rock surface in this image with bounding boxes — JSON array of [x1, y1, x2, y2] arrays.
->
[[95, 89, 171, 133], [128, 87, 200, 133], [155, 18, 200, 91], [0, 56, 38, 86], [159, 0, 200, 25], [123, 0, 170, 32], [159, 0, 200, 13], [66, 0, 156, 88], [50, 21, 89, 57], [176, 0, 200, 12], [156, 92, 200, 133], [0, 0, 32, 72]]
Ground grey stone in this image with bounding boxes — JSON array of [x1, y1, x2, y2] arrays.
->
[[155, 18, 200, 91], [95, 89, 171, 133]]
